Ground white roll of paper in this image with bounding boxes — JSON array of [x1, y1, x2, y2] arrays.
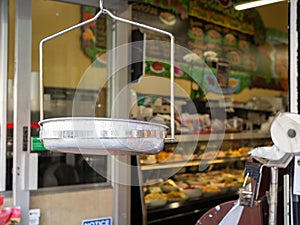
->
[[270, 112, 300, 153]]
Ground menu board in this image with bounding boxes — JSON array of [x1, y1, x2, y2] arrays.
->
[[81, 3, 288, 93]]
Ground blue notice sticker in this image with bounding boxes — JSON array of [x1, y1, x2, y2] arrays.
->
[[82, 217, 112, 225]]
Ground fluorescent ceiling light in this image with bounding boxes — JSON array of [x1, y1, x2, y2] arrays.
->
[[234, 0, 285, 10]]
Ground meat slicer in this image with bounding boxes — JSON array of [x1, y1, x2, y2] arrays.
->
[[207, 112, 299, 225], [241, 112, 300, 225]]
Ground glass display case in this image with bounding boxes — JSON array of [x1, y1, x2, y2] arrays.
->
[[140, 132, 272, 225]]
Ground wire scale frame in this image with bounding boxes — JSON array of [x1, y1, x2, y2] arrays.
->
[[38, 0, 175, 155]]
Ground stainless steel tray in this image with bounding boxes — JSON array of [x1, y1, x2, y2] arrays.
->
[[39, 117, 168, 154]]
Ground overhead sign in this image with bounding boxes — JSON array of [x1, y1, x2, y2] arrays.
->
[[82, 217, 112, 225]]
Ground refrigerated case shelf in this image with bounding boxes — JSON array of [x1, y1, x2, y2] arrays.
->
[[141, 131, 272, 225], [147, 192, 239, 225], [141, 156, 249, 171], [164, 132, 271, 143]]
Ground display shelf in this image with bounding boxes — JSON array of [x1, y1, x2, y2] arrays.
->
[[147, 192, 239, 225], [233, 106, 274, 113], [165, 131, 271, 143], [141, 156, 249, 171], [142, 130, 272, 225]]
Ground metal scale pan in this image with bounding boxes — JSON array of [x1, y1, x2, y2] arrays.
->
[[38, 1, 175, 155], [39, 117, 169, 155]]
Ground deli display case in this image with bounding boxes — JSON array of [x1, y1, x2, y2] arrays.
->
[[139, 132, 272, 225]]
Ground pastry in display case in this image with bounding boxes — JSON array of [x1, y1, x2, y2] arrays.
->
[[140, 132, 272, 225]]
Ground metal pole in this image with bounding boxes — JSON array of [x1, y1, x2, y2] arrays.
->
[[107, 6, 132, 225], [13, 0, 32, 223], [289, 1, 299, 224], [284, 174, 290, 225], [0, 0, 8, 192], [269, 167, 279, 225], [289, 0, 298, 113]]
